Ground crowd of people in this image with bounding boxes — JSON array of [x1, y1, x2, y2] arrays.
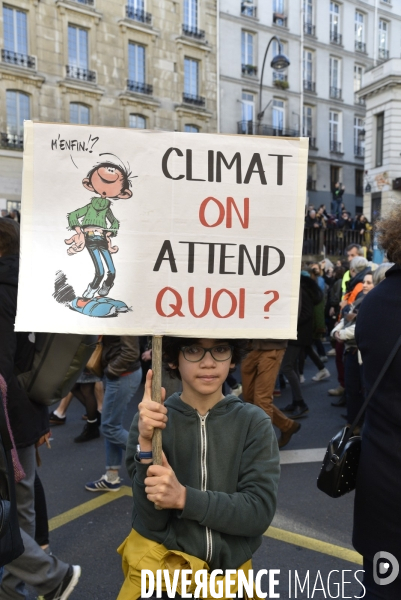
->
[[1, 208, 401, 599]]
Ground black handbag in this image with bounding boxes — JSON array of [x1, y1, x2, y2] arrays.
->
[[317, 334, 401, 498], [0, 394, 24, 566]]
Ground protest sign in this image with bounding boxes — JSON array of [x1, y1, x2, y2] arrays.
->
[[15, 121, 308, 339]]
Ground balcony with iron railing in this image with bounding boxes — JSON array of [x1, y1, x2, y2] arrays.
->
[[182, 93, 205, 107], [127, 80, 153, 94], [378, 48, 390, 61], [330, 31, 342, 45], [66, 65, 96, 83], [237, 121, 299, 137], [354, 93, 366, 106], [241, 2, 257, 18], [182, 24, 205, 40], [242, 64, 257, 77], [354, 145, 365, 158], [308, 137, 317, 150], [304, 79, 316, 93], [273, 13, 287, 27], [330, 140, 342, 153], [126, 6, 152, 24], [304, 22, 315, 36], [355, 40, 366, 53], [1, 132, 23, 150], [73, 0, 94, 5], [273, 71, 288, 88], [2, 49, 36, 69], [330, 86, 342, 100]]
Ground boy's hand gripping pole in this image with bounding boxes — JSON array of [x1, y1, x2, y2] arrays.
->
[[151, 335, 163, 509]]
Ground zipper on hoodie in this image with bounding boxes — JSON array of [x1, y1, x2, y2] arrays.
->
[[198, 413, 212, 564]]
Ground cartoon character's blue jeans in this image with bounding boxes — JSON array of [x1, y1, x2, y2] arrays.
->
[[101, 368, 142, 470], [85, 234, 116, 289]]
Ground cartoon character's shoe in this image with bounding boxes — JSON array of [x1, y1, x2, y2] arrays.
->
[[69, 297, 129, 317], [82, 284, 99, 299], [97, 281, 114, 297]]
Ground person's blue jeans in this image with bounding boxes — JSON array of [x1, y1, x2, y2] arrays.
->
[[101, 368, 142, 469], [85, 234, 116, 289]]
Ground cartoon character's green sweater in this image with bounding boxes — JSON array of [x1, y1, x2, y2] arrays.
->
[[67, 197, 120, 237]]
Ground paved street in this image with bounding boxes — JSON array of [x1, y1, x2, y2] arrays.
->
[[29, 347, 365, 600]]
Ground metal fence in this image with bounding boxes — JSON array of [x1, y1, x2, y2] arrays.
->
[[303, 228, 371, 256]]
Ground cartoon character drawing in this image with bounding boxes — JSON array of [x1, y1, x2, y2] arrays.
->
[[64, 161, 133, 299]]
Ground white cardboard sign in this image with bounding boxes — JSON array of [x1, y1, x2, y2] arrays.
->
[[15, 122, 307, 338]]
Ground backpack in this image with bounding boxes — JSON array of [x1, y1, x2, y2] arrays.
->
[[16, 333, 97, 406]]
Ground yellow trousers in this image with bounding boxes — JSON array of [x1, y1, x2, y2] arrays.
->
[[117, 529, 263, 600]]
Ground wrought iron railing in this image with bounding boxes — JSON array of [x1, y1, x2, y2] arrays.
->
[[330, 86, 342, 100], [242, 64, 257, 76], [1, 132, 23, 150], [273, 13, 287, 26], [2, 49, 36, 69], [241, 3, 257, 17], [182, 24, 205, 39], [330, 140, 342, 153], [127, 80, 153, 94], [237, 121, 299, 137], [73, 0, 94, 5], [330, 31, 342, 45], [182, 93, 205, 106], [304, 22, 315, 36], [304, 80, 315, 92], [307, 178, 316, 191], [355, 41, 366, 53], [354, 145, 365, 158], [354, 93, 366, 106], [378, 48, 389, 60], [126, 6, 152, 23], [66, 65, 96, 82], [303, 228, 370, 256]]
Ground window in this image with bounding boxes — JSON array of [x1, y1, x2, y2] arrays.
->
[[329, 57, 341, 99], [241, 31, 255, 75], [68, 25, 88, 69], [184, 124, 199, 133], [330, 165, 341, 192], [355, 12, 365, 52], [273, 0, 286, 25], [241, 0, 256, 18], [184, 57, 199, 96], [354, 65, 365, 105], [273, 0, 284, 13], [375, 113, 384, 167], [303, 49, 314, 91], [129, 114, 146, 128], [272, 99, 285, 132], [128, 42, 145, 84], [330, 2, 341, 44], [241, 91, 254, 123], [378, 20, 389, 60], [303, 0, 314, 35], [6, 90, 30, 144], [3, 6, 28, 55], [354, 116, 365, 157], [69, 103, 90, 124], [303, 105, 313, 137], [355, 169, 364, 197], [329, 110, 341, 152], [184, 0, 197, 28], [126, 0, 151, 23]]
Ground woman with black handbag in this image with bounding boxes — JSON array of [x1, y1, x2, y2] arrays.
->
[[353, 206, 401, 598]]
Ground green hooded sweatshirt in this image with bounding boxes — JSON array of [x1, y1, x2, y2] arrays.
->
[[67, 197, 120, 237], [126, 393, 280, 571]]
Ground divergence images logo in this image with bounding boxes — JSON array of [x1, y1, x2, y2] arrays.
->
[[373, 552, 400, 586]]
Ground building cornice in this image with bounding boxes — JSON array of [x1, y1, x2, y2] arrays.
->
[[0, 63, 45, 87], [359, 75, 401, 100], [119, 92, 161, 111], [118, 19, 159, 40], [57, 79, 104, 99], [55, 0, 102, 24]]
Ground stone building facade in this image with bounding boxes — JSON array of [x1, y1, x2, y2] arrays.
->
[[0, 0, 218, 209], [359, 57, 401, 221], [219, 0, 401, 216]]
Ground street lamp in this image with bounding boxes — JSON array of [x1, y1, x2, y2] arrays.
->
[[257, 35, 290, 131]]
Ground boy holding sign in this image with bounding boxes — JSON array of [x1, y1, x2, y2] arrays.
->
[[117, 337, 280, 599]]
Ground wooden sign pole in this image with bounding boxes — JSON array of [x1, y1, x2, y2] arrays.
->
[[151, 335, 163, 467]]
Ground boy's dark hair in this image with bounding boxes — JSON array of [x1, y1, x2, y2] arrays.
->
[[162, 337, 248, 380], [0, 218, 20, 256], [87, 161, 132, 192]]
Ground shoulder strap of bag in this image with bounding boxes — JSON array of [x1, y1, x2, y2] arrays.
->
[[344, 332, 401, 446], [0, 394, 13, 452]]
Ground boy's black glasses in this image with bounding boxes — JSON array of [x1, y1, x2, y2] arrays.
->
[[180, 345, 233, 362]]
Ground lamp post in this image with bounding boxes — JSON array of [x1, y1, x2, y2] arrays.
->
[[257, 35, 290, 134]]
